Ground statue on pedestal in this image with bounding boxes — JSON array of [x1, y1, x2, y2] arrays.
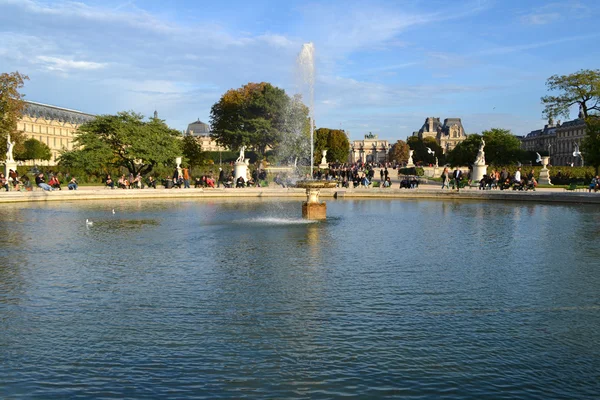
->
[[6, 134, 15, 163], [236, 146, 246, 163], [407, 150, 414, 166], [474, 139, 485, 165]]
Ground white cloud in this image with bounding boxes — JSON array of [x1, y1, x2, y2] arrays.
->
[[36, 56, 107, 71], [520, 12, 560, 25]]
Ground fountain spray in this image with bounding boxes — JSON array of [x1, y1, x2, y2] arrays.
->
[[297, 43, 315, 178]]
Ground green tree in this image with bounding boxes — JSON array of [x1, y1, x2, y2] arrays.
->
[[389, 139, 409, 164], [182, 135, 205, 168], [480, 128, 523, 165], [17, 138, 51, 162], [210, 82, 294, 157], [0, 71, 29, 156], [582, 117, 600, 173], [60, 111, 182, 176], [541, 69, 600, 119], [407, 136, 443, 165], [314, 127, 350, 164], [446, 134, 481, 166]]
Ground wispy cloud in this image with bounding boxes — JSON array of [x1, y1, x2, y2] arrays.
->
[[520, 12, 560, 25], [478, 33, 600, 55], [36, 56, 107, 71]]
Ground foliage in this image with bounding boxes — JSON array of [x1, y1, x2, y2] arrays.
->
[[314, 127, 350, 164], [210, 82, 299, 157], [582, 116, 600, 173], [59, 111, 182, 176], [398, 167, 424, 176], [446, 129, 524, 166], [389, 140, 409, 164], [541, 69, 600, 119], [181, 135, 205, 168], [407, 136, 444, 165], [0, 71, 29, 156], [16, 138, 51, 161]]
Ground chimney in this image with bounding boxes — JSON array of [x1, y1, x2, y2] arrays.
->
[[428, 118, 433, 132]]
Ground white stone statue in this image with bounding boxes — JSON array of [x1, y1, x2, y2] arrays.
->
[[6, 134, 15, 163], [321, 149, 327, 164], [407, 150, 414, 166], [474, 139, 485, 165], [435, 157, 439, 167], [236, 146, 246, 163]]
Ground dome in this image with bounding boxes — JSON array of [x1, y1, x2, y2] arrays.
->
[[186, 119, 210, 136]]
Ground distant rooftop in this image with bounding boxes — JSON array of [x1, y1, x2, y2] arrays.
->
[[23, 100, 95, 124]]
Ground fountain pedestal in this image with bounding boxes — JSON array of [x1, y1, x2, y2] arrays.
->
[[296, 181, 337, 220], [471, 163, 487, 183]]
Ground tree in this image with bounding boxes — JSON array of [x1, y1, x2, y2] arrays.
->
[[210, 82, 295, 157], [314, 127, 350, 164], [446, 134, 481, 166], [0, 71, 29, 156], [389, 140, 409, 164], [541, 69, 600, 119], [480, 128, 523, 165], [182, 135, 205, 168], [407, 136, 443, 165], [582, 117, 600, 173], [60, 112, 182, 176], [17, 138, 51, 162]]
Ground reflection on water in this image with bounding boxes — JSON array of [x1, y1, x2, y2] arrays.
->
[[0, 199, 599, 399]]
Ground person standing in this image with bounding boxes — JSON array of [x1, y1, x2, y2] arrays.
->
[[453, 168, 462, 191], [182, 166, 190, 189], [218, 168, 225, 188], [441, 167, 450, 189]]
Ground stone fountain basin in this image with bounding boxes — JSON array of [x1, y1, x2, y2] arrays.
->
[[294, 180, 338, 189]]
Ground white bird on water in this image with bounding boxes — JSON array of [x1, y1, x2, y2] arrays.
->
[[86, 219, 93, 226], [112, 209, 115, 215], [535, 152, 542, 163]]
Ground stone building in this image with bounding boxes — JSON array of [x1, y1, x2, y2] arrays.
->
[[349, 133, 391, 164], [16, 101, 95, 166], [520, 111, 587, 166], [412, 117, 467, 153], [184, 119, 228, 152]]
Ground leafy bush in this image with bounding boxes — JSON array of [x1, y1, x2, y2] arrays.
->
[[399, 167, 424, 176]]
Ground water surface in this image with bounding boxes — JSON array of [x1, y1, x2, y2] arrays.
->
[[1, 199, 599, 399]]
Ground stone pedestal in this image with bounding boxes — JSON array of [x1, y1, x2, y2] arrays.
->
[[471, 163, 487, 183], [3, 161, 17, 179], [302, 202, 327, 220], [538, 156, 552, 185], [234, 161, 248, 181]]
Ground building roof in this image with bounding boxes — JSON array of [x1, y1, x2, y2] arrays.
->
[[557, 118, 585, 129], [23, 100, 95, 124], [186, 119, 211, 135]]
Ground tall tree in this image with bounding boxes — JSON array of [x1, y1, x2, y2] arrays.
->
[[314, 127, 350, 164], [446, 134, 481, 167], [17, 138, 51, 162], [407, 136, 443, 165], [182, 135, 205, 168], [480, 128, 523, 165], [582, 117, 600, 173], [60, 112, 182, 176], [541, 69, 600, 119], [389, 139, 409, 164], [0, 71, 29, 156], [210, 82, 293, 157]]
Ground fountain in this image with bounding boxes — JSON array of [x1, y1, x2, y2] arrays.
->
[[295, 42, 335, 220]]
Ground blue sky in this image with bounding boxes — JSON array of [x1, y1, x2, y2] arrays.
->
[[0, 0, 598, 141]]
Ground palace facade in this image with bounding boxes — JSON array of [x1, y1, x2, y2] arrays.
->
[[16, 101, 96, 166], [184, 119, 228, 152], [349, 133, 391, 164], [412, 117, 467, 153]]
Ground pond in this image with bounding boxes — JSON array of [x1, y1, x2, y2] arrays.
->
[[1, 199, 599, 399]]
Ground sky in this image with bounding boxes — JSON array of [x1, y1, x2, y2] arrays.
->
[[0, 0, 598, 141]]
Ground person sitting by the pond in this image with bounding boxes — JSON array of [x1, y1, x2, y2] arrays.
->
[[35, 173, 53, 191], [49, 175, 61, 190], [173, 175, 184, 188], [246, 175, 256, 187], [118, 175, 128, 189], [274, 174, 286, 188], [67, 177, 78, 190], [8, 169, 20, 191], [589, 175, 600, 192], [146, 176, 157, 189], [410, 176, 419, 189], [131, 173, 142, 189], [0, 173, 9, 191], [382, 176, 391, 188], [513, 167, 522, 185], [361, 173, 370, 187], [236, 176, 245, 188], [205, 174, 216, 188], [479, 175, 488, 190], [105, 174, 115, 189], [224, 173, 234, 188]]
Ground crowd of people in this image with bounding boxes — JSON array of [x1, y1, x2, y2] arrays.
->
[[440, 166, 539, 191], [0, 169, 78, 192]]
